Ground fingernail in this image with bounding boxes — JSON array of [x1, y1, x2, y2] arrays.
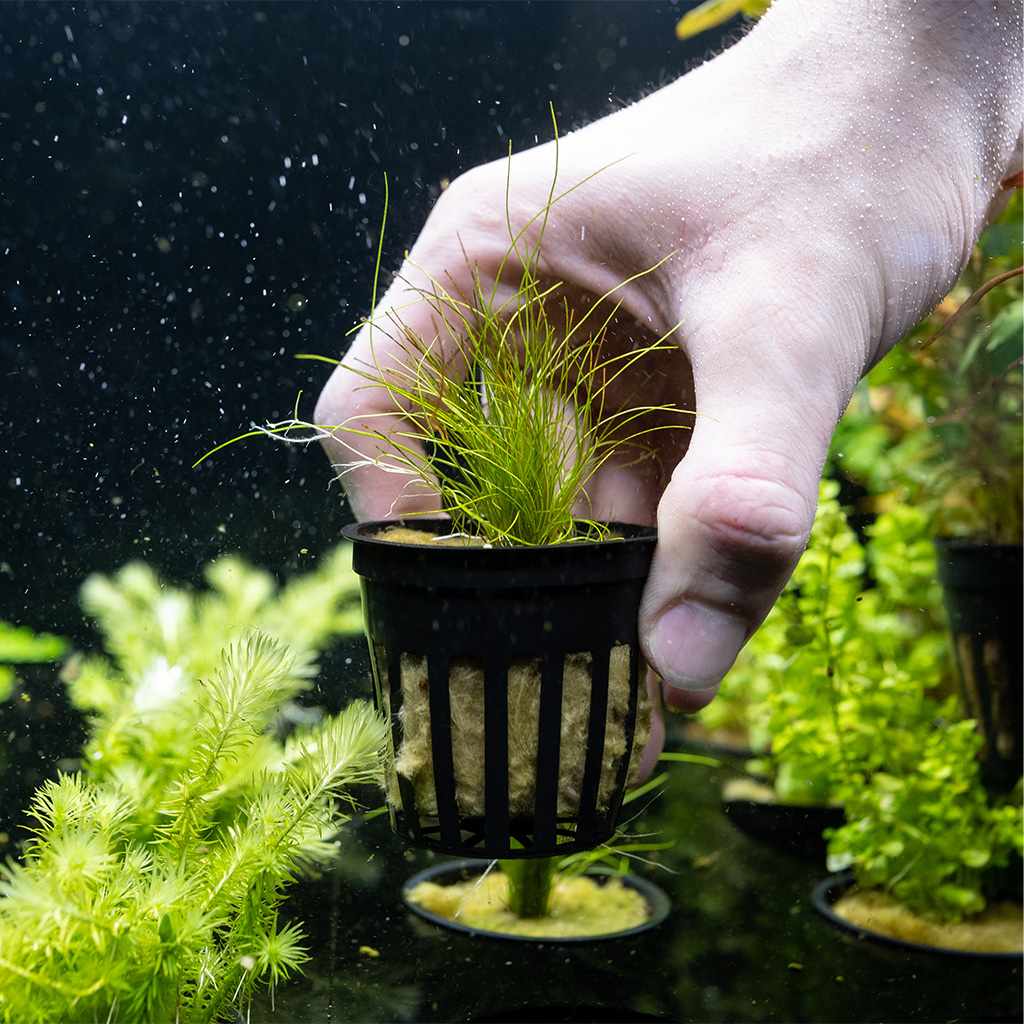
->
[[646, 601, 746, 691]]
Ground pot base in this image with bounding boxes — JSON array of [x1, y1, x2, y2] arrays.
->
[[402, 859, 670, 944], [812, 872, 1022, 960]]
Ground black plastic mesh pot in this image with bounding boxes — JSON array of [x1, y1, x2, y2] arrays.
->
[[342, 519, 657, 859], [934, 540, 1022, 793]]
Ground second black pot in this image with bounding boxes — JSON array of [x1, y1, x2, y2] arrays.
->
[[722, 791, 844, 860], [935, 540, 1023, 793]]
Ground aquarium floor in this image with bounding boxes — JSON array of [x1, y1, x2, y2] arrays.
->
[[252, 747, 1022, 1024]]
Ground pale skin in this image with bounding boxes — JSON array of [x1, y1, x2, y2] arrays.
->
[[316, 0, 1023, 773]]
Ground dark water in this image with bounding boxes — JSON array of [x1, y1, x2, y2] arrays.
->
[[1, 0, 721, 810], [3, 5, 1019, 1023], [2, 0, 714, 642]]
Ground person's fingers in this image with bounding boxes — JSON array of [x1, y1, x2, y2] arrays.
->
[[315, 176, 517, 520], [639, 295, 855, 703], [314, 274, 458, 521]]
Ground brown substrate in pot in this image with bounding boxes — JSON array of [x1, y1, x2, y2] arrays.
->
[[834, 889, 1023, 954], [407, 869, 649, 940]]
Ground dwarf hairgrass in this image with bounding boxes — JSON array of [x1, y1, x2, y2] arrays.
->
[[196, 108, 691, 547]]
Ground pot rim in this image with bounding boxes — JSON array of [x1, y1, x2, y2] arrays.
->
[[402, 858, 671, 945], [344, 519, 658, 589], [812, 871, 1022, 961], [933, 538, 1023, 553], [344, 518, 657, 552], [722, 797, 844, 815]]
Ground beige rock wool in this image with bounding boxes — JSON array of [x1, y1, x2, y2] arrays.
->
[[384, 645, 650, 819]]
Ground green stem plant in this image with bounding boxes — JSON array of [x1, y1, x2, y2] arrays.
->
[[0, 549, 384, 1024]]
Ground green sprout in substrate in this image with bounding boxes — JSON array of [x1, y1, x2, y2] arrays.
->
[[197, 109, 691, 547]]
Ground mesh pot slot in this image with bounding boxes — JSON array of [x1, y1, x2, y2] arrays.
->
[[345, 519, 657, 859], [935, 540, 1022, 793], [381, 646, 648, 850]]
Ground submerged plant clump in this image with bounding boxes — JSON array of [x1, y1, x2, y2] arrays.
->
[[701, 487, 1021, 929], [0, 633, 386, 1023], [828, 725, 1022, 925], [0, 549, 385, 1021], [710, 482, 949, 806], [335, 225, 685, 547]]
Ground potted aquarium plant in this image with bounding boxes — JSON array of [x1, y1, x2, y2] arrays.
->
[[716, 484, 950, 859], [830, 189, 1023, 794], [817, 717, 1022, 960], [198, 139, 690, 860], [334, 169, 688, 859]]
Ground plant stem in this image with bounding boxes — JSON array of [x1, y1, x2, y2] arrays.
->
[[501, 857, 556, 918]]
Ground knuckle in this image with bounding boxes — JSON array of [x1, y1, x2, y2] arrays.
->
[[314, 368, 362, 426], [689, 469, 812, 583], [430, 168, 503, 234]]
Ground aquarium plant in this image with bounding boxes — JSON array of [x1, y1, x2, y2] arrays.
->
[[338, 147, 692, 859], [0, 632, 386, 1023], [703, 482, 949, 812], [826, 720, 1022, 927], [830, 189, 1023, 792], [59, 545, 364, 838], [197, 118, 690, 861]]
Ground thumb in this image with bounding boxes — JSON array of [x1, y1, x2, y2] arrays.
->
[[640, 334, 844, 711]]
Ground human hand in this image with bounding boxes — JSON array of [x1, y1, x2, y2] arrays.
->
[[316, 0, 1022, 717]]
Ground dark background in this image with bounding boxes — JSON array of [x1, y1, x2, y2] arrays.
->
[[2, 0, 727, 640], [0, 0, 730, 804]]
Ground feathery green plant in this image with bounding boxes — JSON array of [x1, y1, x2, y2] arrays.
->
[[64, 546, 366, 841], [196, 111, 690, 546], [0, 632, 385, 1024]]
